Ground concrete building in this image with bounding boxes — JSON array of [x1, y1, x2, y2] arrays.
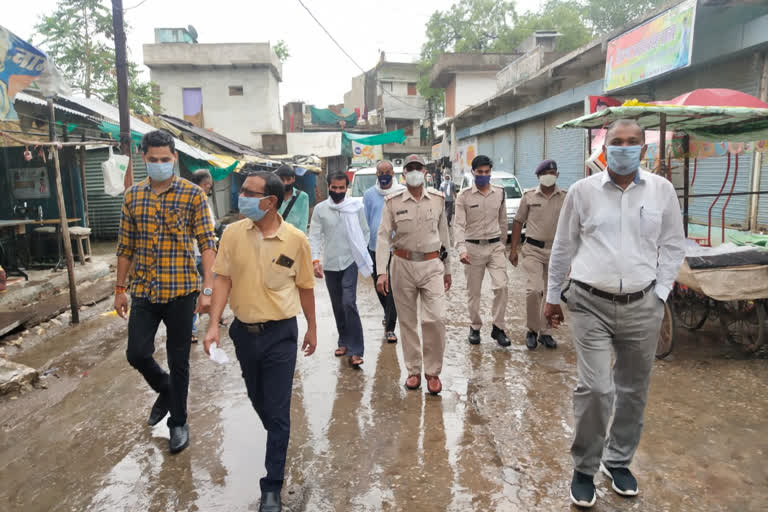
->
[[143, 27, 282, 150], [344, 53, 430, 163], [435, 0, 768, 234]]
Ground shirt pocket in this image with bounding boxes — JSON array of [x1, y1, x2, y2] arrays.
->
[[640, 208, 662, 241], [395, 210, 417, 233], [264, 260, 296, 291]]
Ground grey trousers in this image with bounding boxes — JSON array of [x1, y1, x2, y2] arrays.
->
[[565, 283, 665, 475]]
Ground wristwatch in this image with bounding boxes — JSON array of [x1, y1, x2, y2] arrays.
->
[[202, 287, 213, 296]]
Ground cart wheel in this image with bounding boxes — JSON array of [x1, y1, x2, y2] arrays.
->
[[656, 300, 675, 360], [672, 287, 709, 331], [719, 300, 766, 353]]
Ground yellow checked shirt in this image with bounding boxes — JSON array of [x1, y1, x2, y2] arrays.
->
[[116, 176, 216, 303], [213, 218, 315, 323]]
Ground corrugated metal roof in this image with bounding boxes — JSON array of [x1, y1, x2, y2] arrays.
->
[[158, 114, 262, 156], [59, 95, 213, 160], [14, 92, 97, 120]]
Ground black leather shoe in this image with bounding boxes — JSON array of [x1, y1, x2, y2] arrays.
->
[[468, 328, 481, 345], [491, 325, 511, 347], [525, 331, 538, 350], [147, 394, 168, 426], [169, 424, 189, 454], [539, 334, 557, 349], [259, 491, 282, 512]]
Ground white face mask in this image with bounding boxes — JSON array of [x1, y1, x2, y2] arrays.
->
[[405, 170, 425, 187], [538, 174, 557, 187]]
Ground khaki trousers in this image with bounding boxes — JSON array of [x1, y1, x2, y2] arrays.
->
[[390, 255, 446, 376], [520, 244, 551, 335], [463, 242, 508, 330]]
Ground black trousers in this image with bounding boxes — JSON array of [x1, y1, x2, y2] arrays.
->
[[325, 263, 365, 356], [230, 317, 298, 493], [445, 200, 455, 226], [369, 249, 397, 331], [126, 293, 197, 427]]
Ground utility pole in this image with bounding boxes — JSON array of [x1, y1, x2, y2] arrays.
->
[[111, 0, 133, 188]]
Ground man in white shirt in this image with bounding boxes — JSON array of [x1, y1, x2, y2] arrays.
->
[[544, 119, 685, 508], [309, 172, 371, 367]]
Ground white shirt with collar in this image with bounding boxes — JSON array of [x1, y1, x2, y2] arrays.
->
[[546, 169, 686, 305], [309, 198, 369, 272]]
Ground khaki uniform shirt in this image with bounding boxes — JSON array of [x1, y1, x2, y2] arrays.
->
[[514, 185, 566, 245], [213, 217, 315, 323], [454, 183, 507, 255], [376, 187, 451, 274]]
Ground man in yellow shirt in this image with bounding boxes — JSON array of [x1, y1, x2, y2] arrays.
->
[[204, 167, 317, 512]]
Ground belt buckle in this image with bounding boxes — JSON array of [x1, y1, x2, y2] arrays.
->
[[410, 251, 426, 262], [246, 323, 264, 334], [479, 239, 489, 246]]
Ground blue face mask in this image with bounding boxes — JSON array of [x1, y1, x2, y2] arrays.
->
[[146, 161, 174, 181], [378, 174, 393, 186], [239, 195, 270, 222], [606, 145, 643, 175], [474, 174, 491, 187]]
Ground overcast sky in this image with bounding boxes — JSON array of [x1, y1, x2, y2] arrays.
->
[[9, 0, 544, 107]]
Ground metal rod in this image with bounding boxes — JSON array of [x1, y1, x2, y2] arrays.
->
[[721, 154, 739, 244], [683, 135, 690, 238], [48, 99, 80, 324], [111, 0, 133, 188], [707, 153, 730, 247]]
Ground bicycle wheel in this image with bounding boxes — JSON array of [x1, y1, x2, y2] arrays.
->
[[656, 300, 675, 360]]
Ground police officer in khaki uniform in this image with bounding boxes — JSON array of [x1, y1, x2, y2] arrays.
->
[[509, 159, 566, 350], [376, 154, 452, 395], [454, 155, 511, 347]]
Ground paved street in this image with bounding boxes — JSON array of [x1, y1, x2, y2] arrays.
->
[[1, 255, 767, 511]]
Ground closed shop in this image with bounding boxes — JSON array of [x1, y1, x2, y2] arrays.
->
[[544, 107, 585, 190], [85, 148, 148, 239], [757, 157, 768, 229], [492, 126, 515, 172], [515, 119, 545, 189]]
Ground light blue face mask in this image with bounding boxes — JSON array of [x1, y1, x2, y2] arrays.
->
[[146, 161, 175, 181], [606, 145, 643, 175], [239, 195, 269, 222]]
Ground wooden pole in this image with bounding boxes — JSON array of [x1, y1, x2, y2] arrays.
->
[[48, 99, 80, 324], [683, 135, 690, 238], [79, 142, 89, 228], [111, 0, 133, 188]]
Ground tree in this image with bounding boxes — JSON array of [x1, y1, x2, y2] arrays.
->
[[273, 40, 290, 62], [34, 0, 158, 115], [586, 0, 668, 34]]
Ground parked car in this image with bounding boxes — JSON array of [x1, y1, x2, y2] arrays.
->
[[348, 166, 404, 197], [459, 170, 524, 238]]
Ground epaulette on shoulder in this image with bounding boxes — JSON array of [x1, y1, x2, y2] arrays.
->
[[385, 190, 406, 201], [431, 188, 444, 197]]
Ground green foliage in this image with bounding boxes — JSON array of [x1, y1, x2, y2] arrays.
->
[[33, 0, 157, 115], [513, 1, 593, 53], [273, 40, 290, 62], [586, 0, 668, 35]]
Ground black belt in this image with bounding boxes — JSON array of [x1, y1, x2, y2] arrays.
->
[[572, 280, 655, 305], [467, 237, 501, 245], [235, 318, 283, 335], [525, 237, 550, 249]]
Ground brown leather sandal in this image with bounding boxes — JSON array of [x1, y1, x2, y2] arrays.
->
[[334, 347, 348, 357], [425, 375, 442, 395], [405, 374, 421, 390], [350, 355, 363, 367]]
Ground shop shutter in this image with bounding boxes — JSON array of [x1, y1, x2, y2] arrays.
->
[[85, 148, 148, 239], [515, 119, 545, 189], [545, 107, 585, 190], [478, 135, 494, 164], [492, 126, 515, 173], [757, 157, 768, 230]]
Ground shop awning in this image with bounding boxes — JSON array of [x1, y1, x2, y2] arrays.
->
[[556, 103, 768, 142]]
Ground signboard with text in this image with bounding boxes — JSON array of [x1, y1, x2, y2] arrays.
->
[[604, 0, 696, 92], [351, 141, 383, 166]]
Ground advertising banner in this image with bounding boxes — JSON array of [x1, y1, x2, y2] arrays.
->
[[351, 141, 383, 166], [0, 26, 48, 120], [604, 0, 696, 92], [454, 137, 478, 176]]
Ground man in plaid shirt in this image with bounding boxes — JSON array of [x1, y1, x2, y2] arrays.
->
[[114, 130, 216, 454]]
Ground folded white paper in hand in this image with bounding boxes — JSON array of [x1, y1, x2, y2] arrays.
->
[[209, 343, 229, 365]]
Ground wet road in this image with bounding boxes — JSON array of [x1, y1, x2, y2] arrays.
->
[[1, 256, 767, 511]]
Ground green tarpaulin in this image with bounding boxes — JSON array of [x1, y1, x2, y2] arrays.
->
[[179, 153, 239, 182], [341, 129, 407, 157], [98, 121, 143, 145], [310, 106, 357, 127], [556, 105, 768, 143]]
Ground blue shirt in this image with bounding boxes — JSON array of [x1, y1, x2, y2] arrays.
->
[[363, 186, 385, 251], [278, 188, 309, 234]]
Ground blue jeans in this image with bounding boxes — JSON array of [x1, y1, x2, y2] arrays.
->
[[230, 317, 298, 492], [325, 262, 365, 357]]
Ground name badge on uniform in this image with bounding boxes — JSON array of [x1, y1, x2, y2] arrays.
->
[[470, 204, 480, 209], [530, 203, 542, 208], [396, 210, 409, 215], [275, 254, 294, 268]]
